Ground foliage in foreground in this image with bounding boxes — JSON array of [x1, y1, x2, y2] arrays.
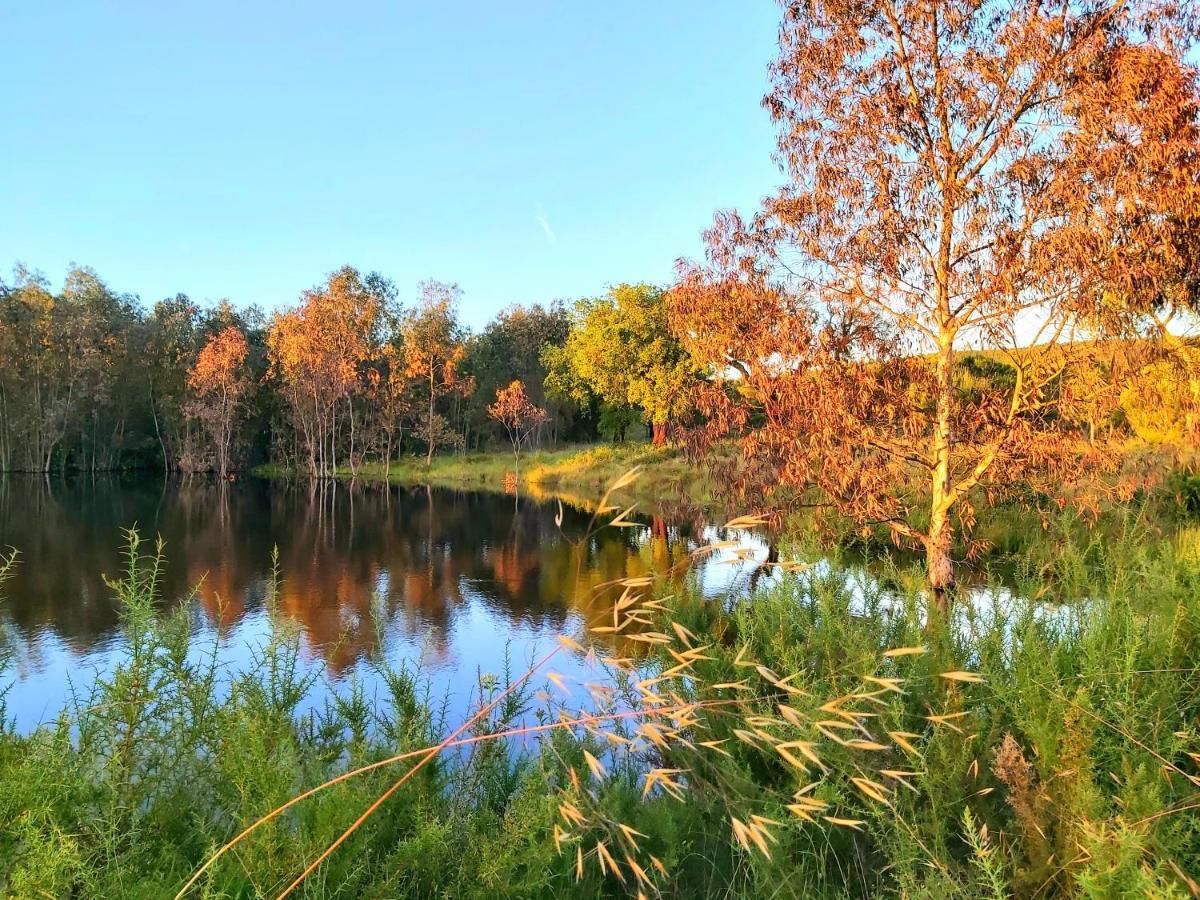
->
[[1, 522, 1199, 898]]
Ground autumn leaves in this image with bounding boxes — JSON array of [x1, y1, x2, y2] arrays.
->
[[185, 327, 251, 479], [668, 0, 1200, 599], [487, 379, 548, 474]]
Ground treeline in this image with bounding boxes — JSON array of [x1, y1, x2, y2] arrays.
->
[[0, 264, 263, 474], [0, 264, 689, 475], [2, 262, 1194, 478]]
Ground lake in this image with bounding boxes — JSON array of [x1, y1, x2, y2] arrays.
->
[[0, 475, 769, 733]]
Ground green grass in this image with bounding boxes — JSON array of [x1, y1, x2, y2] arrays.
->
[[3, 519, 1200, 897], [256, 442, 716, 512], [655, 532, 1200, 897]]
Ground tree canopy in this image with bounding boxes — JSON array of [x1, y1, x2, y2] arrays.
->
[[544, 283, 697, 445], [672, 0, 1200, 604]]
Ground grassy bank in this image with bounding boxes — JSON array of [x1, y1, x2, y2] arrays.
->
[[3, 523, 1200, 897], [255, 442, 715, 513], [254, 442, 1198, 566]]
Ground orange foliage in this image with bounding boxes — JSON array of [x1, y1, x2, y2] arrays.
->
[[266, 267, 382, 475], [672, 0, 1200, 606], [400, 281, 474, 464], [487, 379, 548, 472], [186, 326, 251, 477]]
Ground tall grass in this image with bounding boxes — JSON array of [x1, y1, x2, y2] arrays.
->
[[1, 482, 1199, 897]]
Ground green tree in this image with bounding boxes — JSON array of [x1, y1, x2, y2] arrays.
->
[[0, 266, 66, 471], [462, 303, 574, 448], [140, 294, 203, 470], [546, 284, 696, 445], [0, 265, 143, 472]]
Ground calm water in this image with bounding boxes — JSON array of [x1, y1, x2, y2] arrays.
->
[[0, 475, 767, 732]]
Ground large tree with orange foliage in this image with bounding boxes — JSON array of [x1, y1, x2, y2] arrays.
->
[[266, 266, 384, 476], [186, 326, 251, 478], [673, 0, 1200, 609]]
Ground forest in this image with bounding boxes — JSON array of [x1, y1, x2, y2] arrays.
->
[[0, 267, 684, 476], [2, 261, 1192, 481]]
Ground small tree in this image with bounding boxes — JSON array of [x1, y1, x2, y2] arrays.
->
[[487, 380, 548, 475], [461, 303, 569, 446], [400, 280, 474, 465], [412, 412, 464, 459], [369, 342, 414, 478], [186, 326, 251, 478]]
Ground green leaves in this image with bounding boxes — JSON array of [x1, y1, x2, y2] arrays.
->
[[550, 283, 700, 430]]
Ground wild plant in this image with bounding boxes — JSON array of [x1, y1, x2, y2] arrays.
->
[[175, 470, 990, 898], [3, 474, 1199, 897]]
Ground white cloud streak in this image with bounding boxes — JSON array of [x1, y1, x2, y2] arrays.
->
[[535, 203, 557, 243]]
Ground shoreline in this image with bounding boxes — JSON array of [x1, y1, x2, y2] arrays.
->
[[252, 442, 716, 515]]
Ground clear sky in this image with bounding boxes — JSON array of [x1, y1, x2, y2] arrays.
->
[[2, 2, 783, 328]]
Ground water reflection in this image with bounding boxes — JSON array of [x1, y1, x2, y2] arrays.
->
[[0, 475, 760, 731]]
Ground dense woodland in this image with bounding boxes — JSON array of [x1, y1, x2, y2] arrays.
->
[[3, 261, 1193, 479], [0, 267, 690, 475]]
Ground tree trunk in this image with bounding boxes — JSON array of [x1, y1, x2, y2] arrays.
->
[[148, 377, 169, 471], [346, 399, 354, 477], [330, 402, 338, 476], [651, 422, 668, 446], [426, 363, 435, 467], [928, 334, 956, 616], [927, 511, 954, 617], [219, 385, 230, 479]]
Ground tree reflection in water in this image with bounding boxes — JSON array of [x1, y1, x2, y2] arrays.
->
[[0, 474, 762, 731]]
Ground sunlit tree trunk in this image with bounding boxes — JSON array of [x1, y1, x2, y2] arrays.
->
[[347, 396, 357, 478], [928, 204, 958, 613], [330, 401, 338, 477], [219, 383, 230, 479]]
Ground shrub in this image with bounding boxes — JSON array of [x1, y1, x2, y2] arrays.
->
[[2, 499, 1199, 897]]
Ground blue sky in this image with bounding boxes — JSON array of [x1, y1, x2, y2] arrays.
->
[[3, 2, 783, 328]]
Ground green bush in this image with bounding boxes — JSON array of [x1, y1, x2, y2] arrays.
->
[[2, 528, 1198, 897]]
